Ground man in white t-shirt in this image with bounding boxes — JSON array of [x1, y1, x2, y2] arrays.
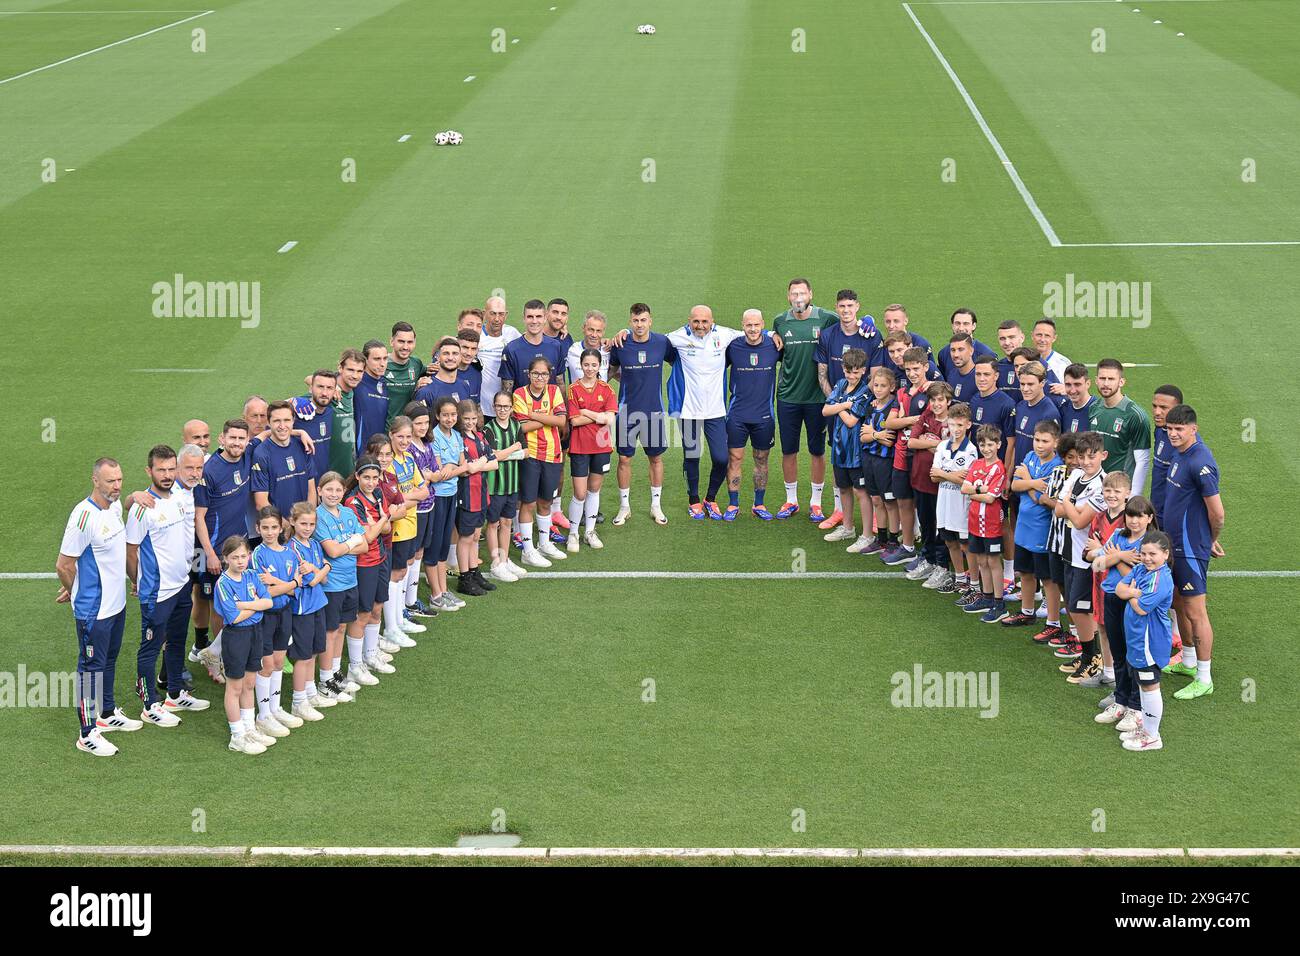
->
[[566, 309, 611, 383], [57, 457, 138, 756], [478, 295, 523, 409]]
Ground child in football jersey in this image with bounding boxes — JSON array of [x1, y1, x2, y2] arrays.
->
[[484, 392, 526, 582], [930, 402, 978, 595], [565, 349, 618, 553], [881, 346, 935, 568], [1090, 494, 1155, 727], [908, 381, 954, 586], [1113, 530, 1175, 751], [250, 507, 302, 737], [1054, 431, 1108, 684], [1085, 471, 1132, 691], [822, 348, 872, 550], [455, 399, 498, 591], [343, 457, 394, 682], [213, 535, 275, 755], [286, 502, 331, 721], [316, 471, 382, 702], [858, 367, 901, 560], [1035, 432, 1080, 647], [960, 425, 1009, 622], [403, 402, 438, 619], [1005, 419, 1061, 627]]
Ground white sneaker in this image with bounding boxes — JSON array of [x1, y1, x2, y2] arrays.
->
[[491, 563, 519, 583], [187, 648, 203, 664], [324, 682, 354, 704], [76, 729, 119, 756], [380, 635, 404, 653], [566, 534, 580, 554], [198, 646, 221, 670], [650, 505, 668, 525], [310, 693, 337, 709], [339, 675, 361, 694], [507, 559, 528, 578], [1094, 703, 1126, 725], [244, 723, 277, 746], [142, 702, 181, 727], [228, 733, 266, 755], [376, 648, 394, 663], [442, 591, 466, 608], [538, 540, 566, 560], [905, 560, 934, 582], [349, 663, 379, 686], [612, 506, 632, 526], [922, 567, 952, 590], [825, 526, 857, 543], [95, 707, 143, 733], [522, 548, 552, 569], [398, 616, 426, 634], [366, 654, 396, 675], [584, 531, 604, 550], [256, 717, 290, 738], [274, 706, 304, 728], [1035, 603, 1048, 619], [391, 631, 418, 648], [292, 701, 324, 722], [846, 534, 876, 554], [163, 689, 210, 712], [1122, 731, 1163, 752], [1115, 709, 1142, 734]]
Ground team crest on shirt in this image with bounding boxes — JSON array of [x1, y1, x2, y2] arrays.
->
[[286, 456, 296, 471], [1169, 463, 1178, 479], [954, 385, 963, 397], [637, 350, 647, 364], [319, 423, 327, 437], [233, 470, 242, 485], [975, 408, 984, 421], [376, 381, 384, 394], [1020, 416, 1029, 429], [1113, 418, 1123, 433], [749, 353, 758, 366], [841, 344, 850, 354], [1156, 440, 1165, 456]]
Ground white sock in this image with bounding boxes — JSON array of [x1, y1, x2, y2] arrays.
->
[[319, 666, 335, 684], [520, 521, 534, 551], [384, 581, 403, 633], [305, 680, 317, 699], [363, 623, 379, 657], [405, 562, 419, 605], [292, 689, 307, 707], [332, 655, 341, 673], [1103, 665, 1115, 681], [241, 707, 254, 731], [1140, 685, 1163, 740], [550, 500, 563, 518], [229, 720, 243, 736], [620, 487, 630, 509], [537, 513, 552, 538], [650, 486, 662, 509], [347, 636, 364, 668], [209, 631, 222, 657], [1003, 558, 1014, 580], [784, 481, 798, 505], [270, 670, 283, 710], [568, 496, 585, 530], [255, 675, 272, 719], [585, 491, 600, 532], [511, 515, 520, 536], [1196, 658, 1211, 685], [832, 487, 842, 513], [1182, 644, 1198, 669], [810, 482, 824, 509]]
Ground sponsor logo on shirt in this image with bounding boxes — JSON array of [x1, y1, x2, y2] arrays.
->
[[1199, 466, 1211, 477], [1182, 582, 1195, 592]]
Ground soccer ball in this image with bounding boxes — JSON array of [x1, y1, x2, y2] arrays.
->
[[434, 131, 450, 146], [447, 130, 463, 146], [645, 24, 655, 35], [637, 24, 655, 35]]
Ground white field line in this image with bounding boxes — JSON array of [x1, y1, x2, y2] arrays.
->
[[0, 9, 213, 13], [130, 367, 215, 373], [464, 74, 475, 82], [908, 1, 1227, 5], [901, 2, 1062, 247], [1059, 241, 1300, 248], [277, 240, 298, 253], [4, 569, 1297, 581], [0, 10, 213, 88], [397, 134, 411, 143], [1, 844, 1296, 860]]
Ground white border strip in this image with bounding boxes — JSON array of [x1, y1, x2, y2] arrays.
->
[[0, 10, 214, 88], [2, 844, 1295, 859], [901, 2, 1062, 246], [1059, 241, 1300, 248], [3, 569, 1297, 581]]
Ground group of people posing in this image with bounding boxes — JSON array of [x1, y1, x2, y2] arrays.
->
[[57, 280, 1224, 757]]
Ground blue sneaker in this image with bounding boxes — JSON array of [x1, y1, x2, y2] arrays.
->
[[775, 502, 799, 519], [688, 503, 708, 520], [408, 599, 436, 619], [704, 501, 724, 520], [963, 597, 993, 615], [861, 537, 884, 556], [904, 553, 925, 574], [722, 505, 739, 522], [549, 529, 567, 544], [807, 506, 826, 523], [751, 506, 774, 521], [981, 602, 1009, 624]]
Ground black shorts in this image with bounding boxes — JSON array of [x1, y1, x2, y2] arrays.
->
[[833, 465, 865, 490], [569, 453, 611, 478], [940, 528, 966, 544], [221, 623, 263, 680], [777, 400, 827, 456], [191, 570, 219, 601], [323, 587, 359, 630], [356, 562, 391, 610], [391, 536, 419, 569], [967, 535, 1001, 555], [457, 508, 486, 536], [890, 466, 913, 500], [262, 606, 292, 654], [289, 609, 327, 661], [1048, 551, 1068, 590], [616, 410, 669, 458], [1014, 545, 1049, 579], [1065, 564, 1094, 615], [863, 455, 894, 499], [415, 508, 433, 552], [520, 459, 563, 504], [726, 418, 776, 451], [486, 493, 519, 522]]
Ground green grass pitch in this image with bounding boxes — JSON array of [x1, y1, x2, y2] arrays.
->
[[1, 0, 1297, 860]]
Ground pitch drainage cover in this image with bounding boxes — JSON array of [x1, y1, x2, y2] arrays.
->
[[456, 833, 522, 848]]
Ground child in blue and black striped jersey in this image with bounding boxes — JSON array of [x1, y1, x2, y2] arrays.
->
[[858, 367, 900, 557]]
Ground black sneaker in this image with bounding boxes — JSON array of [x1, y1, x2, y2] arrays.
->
[[595, 511, 605, 525], [471, 568, 497, 592], [457, 575, 486, 597]]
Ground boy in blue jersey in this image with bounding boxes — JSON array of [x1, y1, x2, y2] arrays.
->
[[821, 349, 872, 545], [292, 370, 337, 482], [457, 330, 484, 404], [858, 367, 900, 555], [994, 321, 1027, 402], [502, 300, 569, 393], [724, 309, 780, 519], [943, 333, 978, 403], [937, 308, 995, 379], [1012, 361, 1062, 473], [609, 303, 677, 526], [252, 401, 317, 518], [1148, 385, 1184, 525], [416, 337, 474, 407], [1159, 404, 1224, 701], [286, 502, 332, 721], [1056, 363, 1097, 435], [355, 341, 394, 454], [1004, 419, 1062, 627], [1114, 530, 1176, 750]]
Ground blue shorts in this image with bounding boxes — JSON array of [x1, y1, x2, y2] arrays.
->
[[616, 409, 669, 458], [457, 508, 486, 537], [391, 536, 419, 569], [424, 494, 457, 563], [191, 570, 219, 600], [323, 587, 358, 631], [221, 622, 263, 679], [289, 609, 327, 661], [863, 455, 894, 499], [520, 459, 563, 504], [486, 493, 519, 522], [726, 418, 775, 451], [416, 508, 433, 552], [262, 606, 292, 654], [833, 464, 865, 489], [356, 562, 390, 610], [1172, 554, 1208, 597], [777, 400, 827, 457], [569, 453, 611, 478]]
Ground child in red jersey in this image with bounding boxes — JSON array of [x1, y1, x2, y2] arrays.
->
[[960, 424, 1009, 622]]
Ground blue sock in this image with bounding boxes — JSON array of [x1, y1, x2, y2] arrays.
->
[[728, 490, 739, 507], [754, 488, 765, 507]]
